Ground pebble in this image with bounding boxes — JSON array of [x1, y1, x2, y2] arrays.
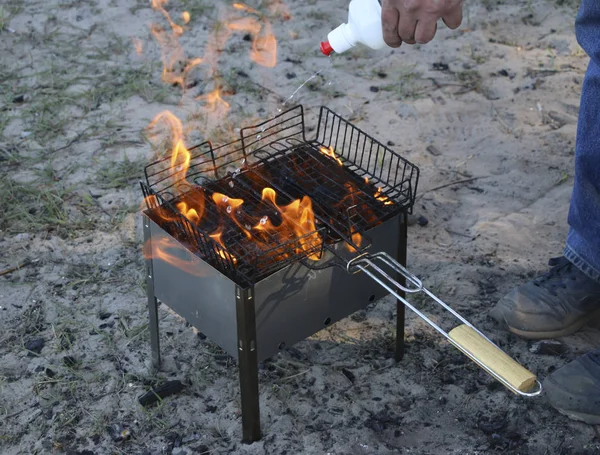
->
[[417, 215, 429, 227], [138, 380, 185, 407], [107, 423, 131, 442], [529, 339, 568, 356], [98, 311, 112, 320], [25, 338, 45, 355]]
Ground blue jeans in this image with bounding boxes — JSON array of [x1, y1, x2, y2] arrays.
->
[[563, 0, 600, 283]]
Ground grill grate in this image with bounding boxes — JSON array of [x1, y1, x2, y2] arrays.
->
[[142, 105, 419, 287]]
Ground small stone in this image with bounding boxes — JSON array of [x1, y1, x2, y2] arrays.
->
[[369, 86, 379, 92], [386, 140, 395, 147], [99, 321, 115, 329], [426, 144, 442, 156], [25, 338, 45, 355], [417, 216, 429, 227], [138, 380, 185, 407], [432, 62, 449, 71], [98, 311, 112, 320], [285, 72, 296, 79], [107, 423, 131, 442], [12, 94, 25, 103], [341, 368, 356, 383], [377, 71, 388, 78], [529, 340, 568, 356]]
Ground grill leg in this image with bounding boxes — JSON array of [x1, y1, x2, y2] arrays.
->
[[147, 284, 161, 370], [395, 211, 408, 362], [144, 218, 161, 371], [236, 287, 261, 443]]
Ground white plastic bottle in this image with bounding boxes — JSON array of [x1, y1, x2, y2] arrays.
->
[[320, 0, 390, 55]]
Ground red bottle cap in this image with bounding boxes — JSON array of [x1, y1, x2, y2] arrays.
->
[[320, 40, 334, 56]]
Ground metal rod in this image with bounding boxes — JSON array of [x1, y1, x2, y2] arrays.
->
[[235, 287, 261, 443], [350, 254, 542, 397], [395, 212, 407, 362], [144, 218, 161, 371]]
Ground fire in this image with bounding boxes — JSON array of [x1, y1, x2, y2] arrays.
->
[[176, 199, 203, 225], [226, 5, 277, 68], [152, 0, 184, 36], [150, 0, 201, 90], [212, 192, 252, 239], [143, 237, 207, 277], [131, 37, 143, 55], [346, 232, 363, 253], [319, 146, 343, 166], [196, 89, 230, 116], [374, 187, 394, 206], [147, 111, 193, 191], [258, 188, 322, 260], [209, 229, 238, 264]]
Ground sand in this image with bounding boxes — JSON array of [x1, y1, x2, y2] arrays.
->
[[1, 0, 599, 453]]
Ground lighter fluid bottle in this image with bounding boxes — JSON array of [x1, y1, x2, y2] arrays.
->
[[320, 0, 390, 55]]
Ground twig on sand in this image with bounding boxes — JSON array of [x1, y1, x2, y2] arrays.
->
[[281, 369, 310, 382], [0, 258, 32, 277], [418, 176, 489, 200]]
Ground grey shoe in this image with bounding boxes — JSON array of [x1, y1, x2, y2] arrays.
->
[[543, 349, 600, 424], [491, 257, 600, 339]]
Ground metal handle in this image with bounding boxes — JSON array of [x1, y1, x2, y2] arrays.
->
[[347, 252, 542, 397]]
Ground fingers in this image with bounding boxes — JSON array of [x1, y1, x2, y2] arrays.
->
[[397, 12, 417, 44], [442, 5, 463, 30], [414, 19, 437, 44], [381, 2, 402, 47]]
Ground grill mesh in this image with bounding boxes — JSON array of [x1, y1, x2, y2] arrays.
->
[[142, 106, 419, 287]]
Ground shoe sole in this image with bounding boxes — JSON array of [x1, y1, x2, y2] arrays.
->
[[506, 308, 600, 340], [557, 408, 600, 425]]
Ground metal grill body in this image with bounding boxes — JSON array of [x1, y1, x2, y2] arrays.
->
[[141, 106, 418, 442]]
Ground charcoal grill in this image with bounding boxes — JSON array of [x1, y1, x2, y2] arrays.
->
[[140, 106, 541, 443]]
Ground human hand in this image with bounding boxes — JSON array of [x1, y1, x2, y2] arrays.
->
[[381, 0, 463, 47]]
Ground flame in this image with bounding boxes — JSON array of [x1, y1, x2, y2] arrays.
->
[[143, 237, 207, 277], [319, 146, 343, 166], [209, 229, 238, 264], [226, 5, 277, 68], [374, 187, 394, 206], [233, 3, 260, 14], [268, 0, 291, 21], [132, 37, 143, 55], [152, 0, 184, 36], [197, 89, 230, 116], [150, 0, 202, 90], [258, 188, 321, 260], [346, 232, 363, 253], [212, 192, 252, 239], [147, 111, 193, 190], [176, 199, 204, 225]]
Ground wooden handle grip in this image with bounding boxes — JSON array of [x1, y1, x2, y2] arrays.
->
[[448, 324, 537, 393]]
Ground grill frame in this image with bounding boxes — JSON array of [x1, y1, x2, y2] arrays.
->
[[141, 106, 418, 443], [142, 105, 419, 288]]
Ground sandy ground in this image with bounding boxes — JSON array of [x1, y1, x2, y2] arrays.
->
[[1, 0, 600, 453]]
